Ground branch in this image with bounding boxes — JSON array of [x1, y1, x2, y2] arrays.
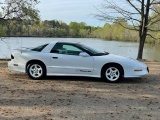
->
[[147, 28, 160, 32], [147, 33, 160, 39], [0, 0, 39, 21], [150, 0, 160, 5], [0, 38, 11, 55], [116, 21, 139, 31], [136, 0, 142, 4], [0, 37, 7, 44], [97, 0, 141, 23], [149, 7, 160, 15], [151, 2, 160, 5], [151, 19, 160, 26], [125, 0, 141, 14]]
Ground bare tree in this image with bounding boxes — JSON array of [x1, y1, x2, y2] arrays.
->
[[96, 0, 160, 59], [0, 0, 39, 26], [0, 0, 39, 40], [0, 0, 40, 56]]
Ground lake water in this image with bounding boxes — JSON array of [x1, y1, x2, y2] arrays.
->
[[0, 37, 160, 61]]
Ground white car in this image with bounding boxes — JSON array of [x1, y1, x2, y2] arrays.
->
[[8, 41, 149, 82]]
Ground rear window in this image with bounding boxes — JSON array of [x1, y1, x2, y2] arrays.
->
[[31, 44, 48, 52]]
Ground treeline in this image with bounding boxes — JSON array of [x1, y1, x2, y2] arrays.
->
[[92, 20, 160, 44], [92, 22, 139, 42], [0, 19, 159, 44], [0, 20, 94, 38]]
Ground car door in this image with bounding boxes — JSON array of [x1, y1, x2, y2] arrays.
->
[[50, 43, 94, 75]]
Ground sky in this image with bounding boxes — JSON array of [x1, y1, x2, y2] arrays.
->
[[38, 0, 105, 27]]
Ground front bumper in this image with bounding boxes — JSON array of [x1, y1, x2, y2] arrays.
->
[[124, 63, 149, 78]]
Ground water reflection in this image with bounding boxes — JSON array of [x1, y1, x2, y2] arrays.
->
[[144, 44, 160, 61]]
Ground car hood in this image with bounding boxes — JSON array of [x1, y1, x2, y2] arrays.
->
[[100, 53, 146, 67], [103, 53, 129, 59], [109, 54, 137, 61]]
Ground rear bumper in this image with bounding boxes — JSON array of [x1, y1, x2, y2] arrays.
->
[[8, 61, 25, 73]]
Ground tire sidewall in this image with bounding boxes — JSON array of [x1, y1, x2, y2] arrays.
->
[[27, 63, 45, 80], [102, 65, 122, 83]]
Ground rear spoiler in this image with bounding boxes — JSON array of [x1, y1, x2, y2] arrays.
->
[[13, 48, 31, 54]]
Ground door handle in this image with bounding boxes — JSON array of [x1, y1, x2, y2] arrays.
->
[[52, 57, 58, 59]]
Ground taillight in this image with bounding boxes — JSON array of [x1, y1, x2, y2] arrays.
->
[[11, 54, 14, 59], [147, 67, 149, 73]]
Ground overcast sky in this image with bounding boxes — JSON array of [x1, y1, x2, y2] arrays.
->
[[38, 0, 105, 27]]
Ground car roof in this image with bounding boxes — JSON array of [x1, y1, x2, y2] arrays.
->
[[49, 41, 80, 45], [57, 41, 80, 44]]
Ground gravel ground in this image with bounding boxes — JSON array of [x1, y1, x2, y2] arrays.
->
[[0, 60, 160, 120]]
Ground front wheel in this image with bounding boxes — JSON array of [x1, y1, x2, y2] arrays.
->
[[27, 63, 45, 80], [102, 65, 123, 83]]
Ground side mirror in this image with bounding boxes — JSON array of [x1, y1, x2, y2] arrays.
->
[[79, 52, 90, 57]]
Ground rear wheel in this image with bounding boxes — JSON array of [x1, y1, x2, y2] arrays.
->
[[27, 63, 45, 80], [102, 65, 123, 83]]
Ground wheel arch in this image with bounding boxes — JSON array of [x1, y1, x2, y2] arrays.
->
[[25, 59, 47, 74], [101, 62, 124, 77]]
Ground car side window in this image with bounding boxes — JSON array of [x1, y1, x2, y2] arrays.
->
[[51, 43, 83, 55], [63, 45, 82, 55]]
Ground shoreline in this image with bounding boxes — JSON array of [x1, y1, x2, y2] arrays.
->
[[0, 59, 10, 61]]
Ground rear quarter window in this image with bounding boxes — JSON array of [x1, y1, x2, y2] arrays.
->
[[31, 44, 48, 52]]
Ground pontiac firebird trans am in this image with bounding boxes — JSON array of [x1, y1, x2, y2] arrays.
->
[[8, 41, 149, 82]]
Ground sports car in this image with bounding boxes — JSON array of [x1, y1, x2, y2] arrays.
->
[[8, 41, 149, 82]]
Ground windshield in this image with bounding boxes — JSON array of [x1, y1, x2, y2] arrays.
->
[[31, 44, 48, 52], [79, 44, 109, 56]]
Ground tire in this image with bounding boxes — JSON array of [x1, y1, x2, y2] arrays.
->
[[27, 62, 46, 80], [102, 65, 123, 83]]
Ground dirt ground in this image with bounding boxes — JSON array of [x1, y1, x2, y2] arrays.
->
[[0, 60, 160, 120]]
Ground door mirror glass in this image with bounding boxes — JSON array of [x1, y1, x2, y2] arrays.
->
[[79, 52, 90, 57]]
